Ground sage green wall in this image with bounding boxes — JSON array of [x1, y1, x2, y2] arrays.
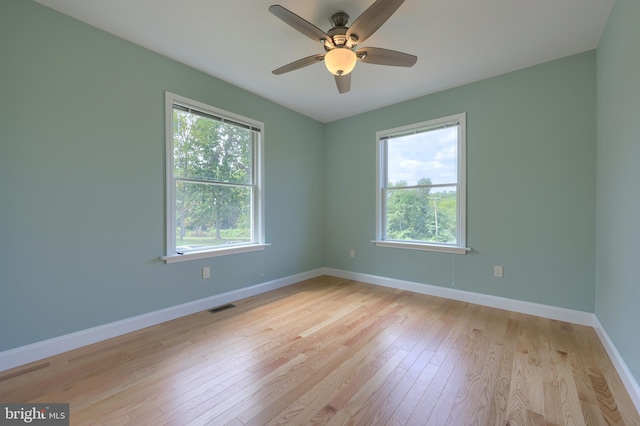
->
[[596, 0, 640, 381], [325, 51, 597, 312], [0, 0, 325, 351]]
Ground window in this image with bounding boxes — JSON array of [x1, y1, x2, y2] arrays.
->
[[163, 92, 265, 263], [375, 113, 468, 254]]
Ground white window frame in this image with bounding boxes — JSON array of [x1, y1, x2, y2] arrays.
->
[[374, 113, 470, 254], [161, 92, 266, 264]]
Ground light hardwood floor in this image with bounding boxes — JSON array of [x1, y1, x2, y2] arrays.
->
[[1, 276, 638, 425]]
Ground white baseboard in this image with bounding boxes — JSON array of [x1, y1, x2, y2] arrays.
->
[[323, 268, 594, 325], [322, 267, 640, 413], [592, 317, 640, 413], [0, 269, 325, 373]]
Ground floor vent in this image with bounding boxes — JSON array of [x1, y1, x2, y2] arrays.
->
[[208, 303, 236, 314]]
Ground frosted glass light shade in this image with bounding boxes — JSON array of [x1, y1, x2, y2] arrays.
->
[[324, 48, 357, 76]]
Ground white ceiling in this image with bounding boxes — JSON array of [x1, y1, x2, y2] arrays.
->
[[35, 0, 614, 123]]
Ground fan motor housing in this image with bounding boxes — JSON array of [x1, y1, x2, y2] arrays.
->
[[327, 12, 355, 49]]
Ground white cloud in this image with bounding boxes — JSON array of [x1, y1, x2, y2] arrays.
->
[[387, 127, 457, 186]]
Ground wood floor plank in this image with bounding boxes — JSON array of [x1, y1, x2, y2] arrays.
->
[[377, 348, 436, 425], [556, 353, 587, 424], [326, 347, 410, 425], [1, 276, 638, 425], [457, 342, 503, 426], [504, 352, 529, 426], [486, 316, 519, 426], [386, 356, 438, 426], [406, 347, 462, 424], [443, 327, 491, 425]]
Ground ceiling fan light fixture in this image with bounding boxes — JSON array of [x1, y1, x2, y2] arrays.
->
[[324, 48, 357, 76], [269, 1, 417, 93]]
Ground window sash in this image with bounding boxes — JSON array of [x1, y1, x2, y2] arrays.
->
[[172, 109, 255, 185], [165, 92, 264, 259], [175, 181, 254, 253], [376, 113, 466, 250]]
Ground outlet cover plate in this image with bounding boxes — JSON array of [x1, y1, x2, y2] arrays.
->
[[494, 265, 503, 278]]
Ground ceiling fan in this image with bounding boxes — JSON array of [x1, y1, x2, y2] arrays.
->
[[269, 0, 417, 94]]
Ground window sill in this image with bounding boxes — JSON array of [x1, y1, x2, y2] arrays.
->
[[161, 243, 270, 264], [372, 240, 471, 254]]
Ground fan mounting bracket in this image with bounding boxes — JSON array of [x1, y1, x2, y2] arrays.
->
[[330, 12, 350, 28]]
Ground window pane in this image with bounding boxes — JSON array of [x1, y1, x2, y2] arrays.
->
[[387, 126, 458, 187], [175, 181, 251, 252], [173, 109, 252, 184], [386, 186, 457, 244]]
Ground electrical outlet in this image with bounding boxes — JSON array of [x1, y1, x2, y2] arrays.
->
[[494, 265, 503, 278], [202, 267, 210, 279], [349, 249, 355, 258]]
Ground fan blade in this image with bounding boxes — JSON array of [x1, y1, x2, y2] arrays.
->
[[357, 47, 417, 67], [272, 54, 325, 75], [269, 5, 331, 44], [335, 74, 351, 94], [346, 0, 404, 44]]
